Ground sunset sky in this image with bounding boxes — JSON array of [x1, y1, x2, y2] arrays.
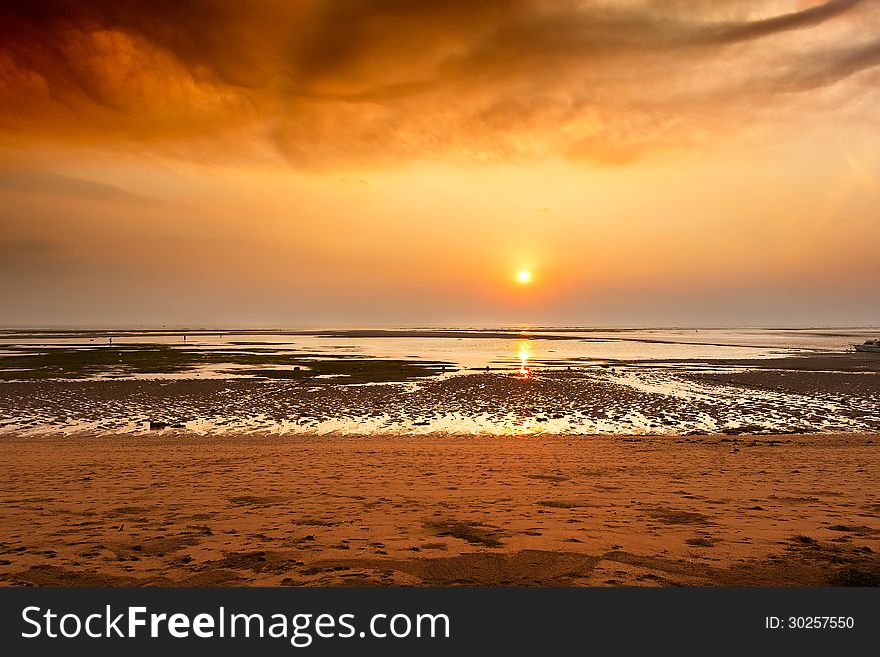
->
[[1, 0, 879, 327]]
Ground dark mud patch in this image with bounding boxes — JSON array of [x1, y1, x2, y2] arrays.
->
[[642, 507, 713, 525], [537, 499, 594, 509], [212, 550, 302, 575], [526, 474, 569, 483], [293, 518, 339, 527], [828, 524, 878, 535], [135, 535, 201, 557], [109, 506, 154, 515], [768, 495, 821, 504], [425, 521, 507, 548], [604, 538, 880, 586], [829, 567, 880, 586], [0, 565, 154, 587], [685, 370, 880, 395], [228, 495, 286, 507]]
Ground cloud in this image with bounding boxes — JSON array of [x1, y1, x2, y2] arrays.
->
[[776, 37, 880, 92], [0, 237, 59, 257], [1, 0, 879, 167], [0, 169, 158, 205], [700, 0, 863, 44], [0, 237, 64, 273]]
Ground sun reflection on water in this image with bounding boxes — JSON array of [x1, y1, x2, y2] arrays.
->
[[517, 340, 532, 379]]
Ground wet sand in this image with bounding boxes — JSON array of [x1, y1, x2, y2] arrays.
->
[[3, 364, 879, 435], [1, 432, 878, 587]]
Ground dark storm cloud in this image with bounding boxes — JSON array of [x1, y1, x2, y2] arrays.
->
[[1, 0, 878, 165]]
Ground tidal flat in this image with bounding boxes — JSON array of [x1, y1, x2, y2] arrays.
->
[[1, 327, 879, 435]]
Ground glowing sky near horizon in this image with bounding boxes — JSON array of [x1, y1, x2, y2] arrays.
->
[[1, 0, 879, 326]]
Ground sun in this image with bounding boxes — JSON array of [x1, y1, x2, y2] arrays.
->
[[516, 270, 532, 284]]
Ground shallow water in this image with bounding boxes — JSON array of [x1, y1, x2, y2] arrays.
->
[[1, 326, 875, 376]]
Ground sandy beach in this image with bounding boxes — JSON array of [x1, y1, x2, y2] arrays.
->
[[1, 431, 877, 587]]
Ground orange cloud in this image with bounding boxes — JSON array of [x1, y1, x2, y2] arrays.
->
[[1, 0, 880, 168]]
